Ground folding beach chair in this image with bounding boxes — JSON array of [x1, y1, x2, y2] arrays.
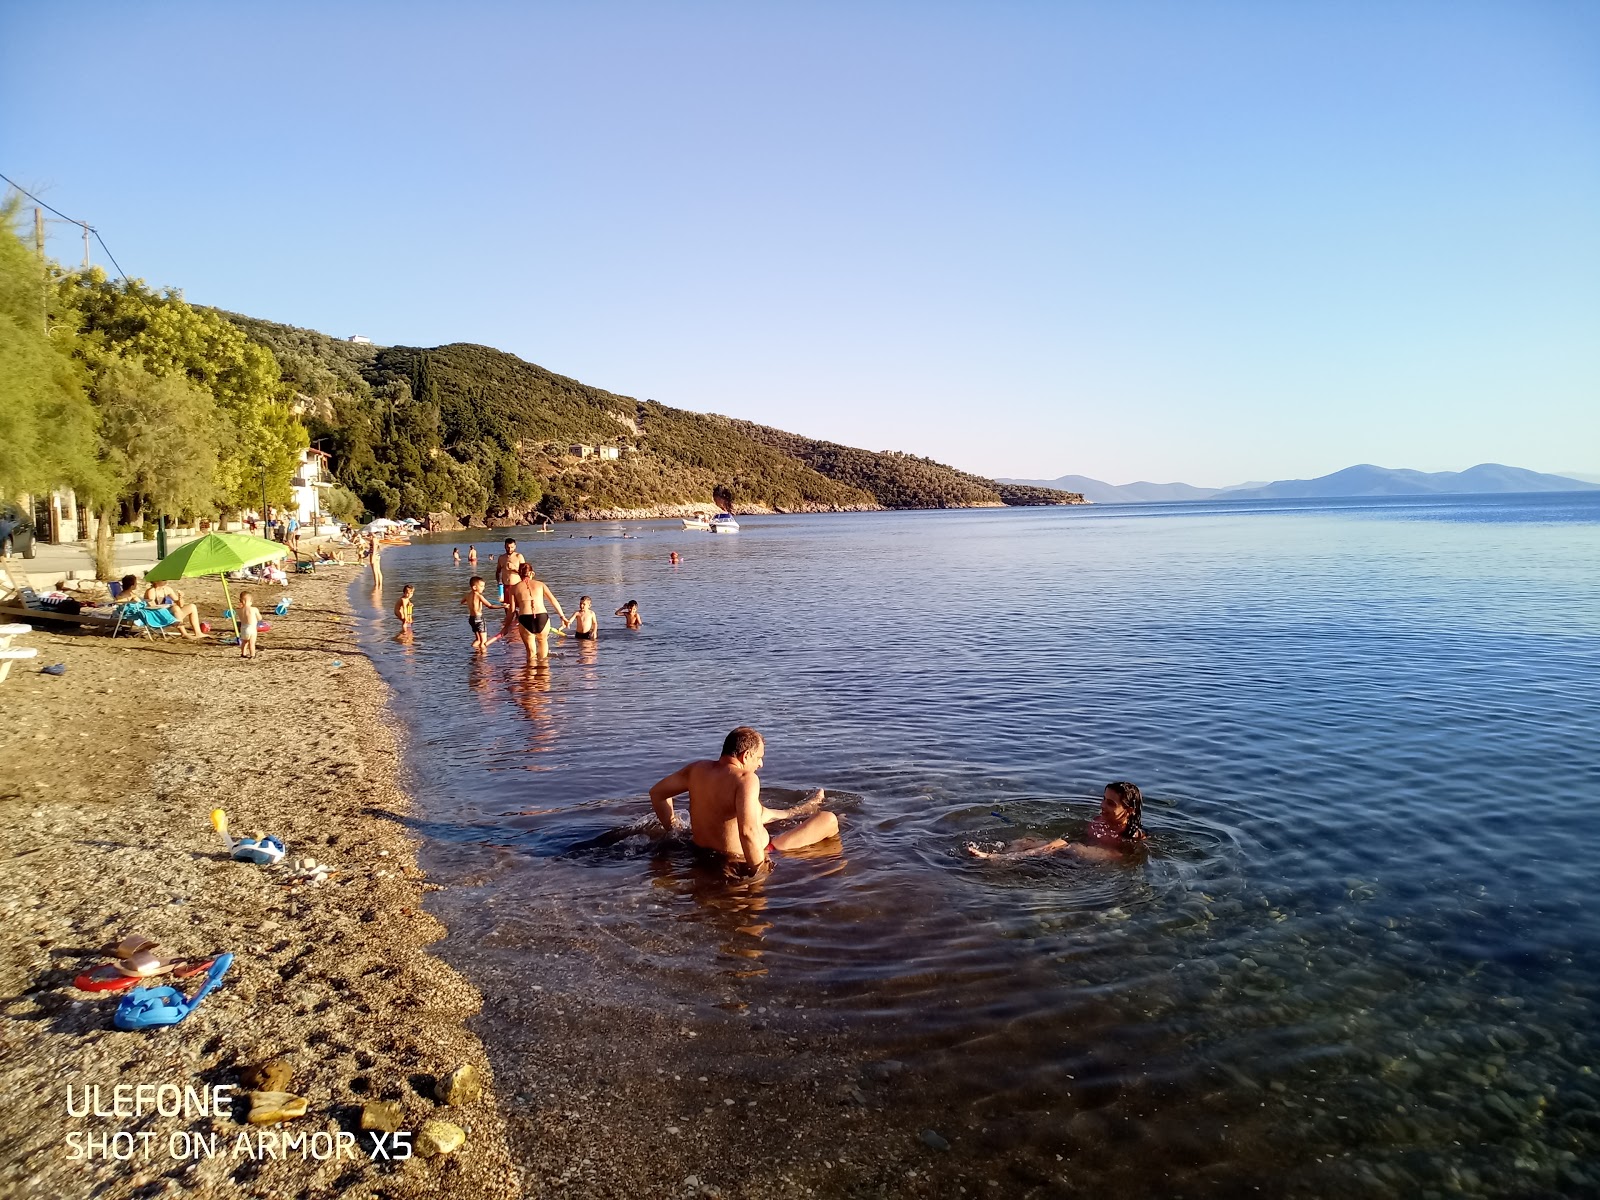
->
[[113, 600, 180, 640]]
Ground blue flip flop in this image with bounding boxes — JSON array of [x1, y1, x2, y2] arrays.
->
[[40, 663, 66, 676], [114, 953, 233, 1030], [231, 836, 286, 865]]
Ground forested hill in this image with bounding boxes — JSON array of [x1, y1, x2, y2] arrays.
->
[[729, 420, 1079, 508], [216, 312, 1085, 521]]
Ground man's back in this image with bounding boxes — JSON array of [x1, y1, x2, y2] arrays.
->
[[682, 758, 760, 856]]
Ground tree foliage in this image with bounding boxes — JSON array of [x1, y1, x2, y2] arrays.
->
[[94, 357, 219, 520], [59, 273, 306, 508], [0, 196, 101, 499]]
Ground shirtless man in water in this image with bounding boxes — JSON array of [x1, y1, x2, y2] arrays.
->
[[648, 727, 840, 874], [495, 537, 525, 604], [508, 561, 566, 662]]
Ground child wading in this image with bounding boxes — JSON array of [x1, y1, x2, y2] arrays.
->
[[615, 599, 642, 629], [966, 782, 1148, 863], [394, 584, 415, 634], [460, 576, 490, 654], [567, 596, 598, 641]]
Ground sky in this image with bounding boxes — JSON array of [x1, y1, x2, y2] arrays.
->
[[3, 1, 1597, 486]]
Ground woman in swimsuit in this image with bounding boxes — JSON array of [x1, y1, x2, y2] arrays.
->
[[965, 782, 1147, 863], [509, 562, 567, 662], [566, 596, 598, 640]]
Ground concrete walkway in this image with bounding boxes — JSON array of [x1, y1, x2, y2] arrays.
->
[[3, 540, 161, 588]]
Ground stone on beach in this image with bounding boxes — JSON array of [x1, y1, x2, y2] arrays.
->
[[240, 1058, 293, 1092], [416, 1118, 466, 1157], [439, 1063, 484, 1106], [361, 1100, 405, 1132], [247, 1090, 309, 1124]]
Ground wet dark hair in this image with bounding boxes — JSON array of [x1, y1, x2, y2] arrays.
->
[[504, 538, 516, 547], [721, 726, 764, 760], [624, 599, 638, 610], [518, 562, 533, 578], [469, 575, 484, 585], [1105, 781, 1146, 840]]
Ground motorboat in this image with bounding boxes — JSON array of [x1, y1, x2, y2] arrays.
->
[[681, 515, 712, 531], [710, 513, 740, 533]]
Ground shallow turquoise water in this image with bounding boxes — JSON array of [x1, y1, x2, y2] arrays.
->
[[359, 493, 1600, 1196]]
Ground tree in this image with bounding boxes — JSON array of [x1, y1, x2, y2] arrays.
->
[[94, 357, 219, 523], [59, 270, 306, 509], [0, 196, 101, 500]]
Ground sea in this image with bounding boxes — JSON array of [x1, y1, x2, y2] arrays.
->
[[355, 493, 1600, 1197]]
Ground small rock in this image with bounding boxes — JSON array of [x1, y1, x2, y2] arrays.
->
[[438, 1064, 483, 1106], [247, 1091, 309, 1124], [241, 1060, 293, 1092], [867, 1059, 906, 1083], [360, 1101, 404, 1132], [415, 1119, 466, 1158], [920, 1128, 951, 1152]]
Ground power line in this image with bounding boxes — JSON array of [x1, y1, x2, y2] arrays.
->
[[0, 170, 128, 278]]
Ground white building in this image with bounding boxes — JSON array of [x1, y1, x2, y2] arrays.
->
[[290, 448, 333, 526]]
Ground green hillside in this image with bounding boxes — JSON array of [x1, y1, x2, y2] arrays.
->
[[216, 311, 1083, 520]]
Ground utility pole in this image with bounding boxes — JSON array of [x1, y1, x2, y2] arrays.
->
[[81, 221, 91, 269], [33, 208, 44, 260]]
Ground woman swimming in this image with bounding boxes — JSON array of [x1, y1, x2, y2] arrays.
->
[[965, 782, 1147, 863]]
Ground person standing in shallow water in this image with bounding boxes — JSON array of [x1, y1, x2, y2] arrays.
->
[[965, 782, 1148, 862], [648, 727, 840, 876], [615, 600, 642, 629]]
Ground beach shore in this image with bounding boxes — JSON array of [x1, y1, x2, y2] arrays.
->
[[0, 569, 520, 1200]]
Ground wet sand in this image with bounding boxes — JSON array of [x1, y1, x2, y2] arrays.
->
[[0, 569, 519, 1199]]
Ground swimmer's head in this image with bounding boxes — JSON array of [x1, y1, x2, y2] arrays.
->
[[1102, 782, 1146, 841], [470, 576, 484, 589], [401, 583, 414, 596], [518, 562, 533, 578], [579, 595, 592, 608], [624, 599, 638, 611], [504, 538, 516, 549], [721, 726, 764, 766]]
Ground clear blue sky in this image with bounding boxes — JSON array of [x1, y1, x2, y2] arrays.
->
[[4, 2, 1597, 486]]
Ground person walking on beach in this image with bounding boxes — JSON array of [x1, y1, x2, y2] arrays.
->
[[461, 576, 491, 653], [238, 591, 262, 659], [615, 599, 642, 629], [965, 782, 1148, 863], [509, 562, 567, 662], [648, 727, 840, 876], [565, 595, 598, 640], [495, 538, 525, 603], [369, 534, 384, 589]]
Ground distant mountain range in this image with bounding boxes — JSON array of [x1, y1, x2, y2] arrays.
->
[[997, 463, 1600, 504]]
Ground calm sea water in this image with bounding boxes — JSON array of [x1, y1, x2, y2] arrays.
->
[[357, 493, 1600, 1196]]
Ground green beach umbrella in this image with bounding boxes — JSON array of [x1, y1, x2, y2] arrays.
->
[[146, 532, 289, 640]]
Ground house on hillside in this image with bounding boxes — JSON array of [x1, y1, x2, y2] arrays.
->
[[570, 444, 595, 459], [290, 448, 333, 526], [348, 335, 372, 344], [597, 446, 619, 460]]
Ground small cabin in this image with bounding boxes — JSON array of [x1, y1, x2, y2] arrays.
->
[[570, 444, 595, 459], [597, 446, 620, 460]]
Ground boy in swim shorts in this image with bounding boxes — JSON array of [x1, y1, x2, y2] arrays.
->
[[566, 596, 598, 640], [460, 576, 490, 654]]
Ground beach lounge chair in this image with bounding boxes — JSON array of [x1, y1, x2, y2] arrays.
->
[[113, 600, 181, 640], [0, 620, 35, 682], [0, 646, 37, 683]]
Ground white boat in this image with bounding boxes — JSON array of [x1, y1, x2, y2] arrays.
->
[[710, 513, 740, 533], [681, 516, 711, 531]]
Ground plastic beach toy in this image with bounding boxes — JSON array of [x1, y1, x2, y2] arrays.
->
[[274, 597, 292, 616], [114, 953, 233, 1030], [233, 835, 286, 865], [211, 808, 287, 864], [75, 955, 218, 993]]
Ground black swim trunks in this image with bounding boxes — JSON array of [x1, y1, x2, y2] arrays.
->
[[468, 616, 484, 634], [574, 629, 596, 640], [689, 840, 775, 876], [516, 612, 550, 634]]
